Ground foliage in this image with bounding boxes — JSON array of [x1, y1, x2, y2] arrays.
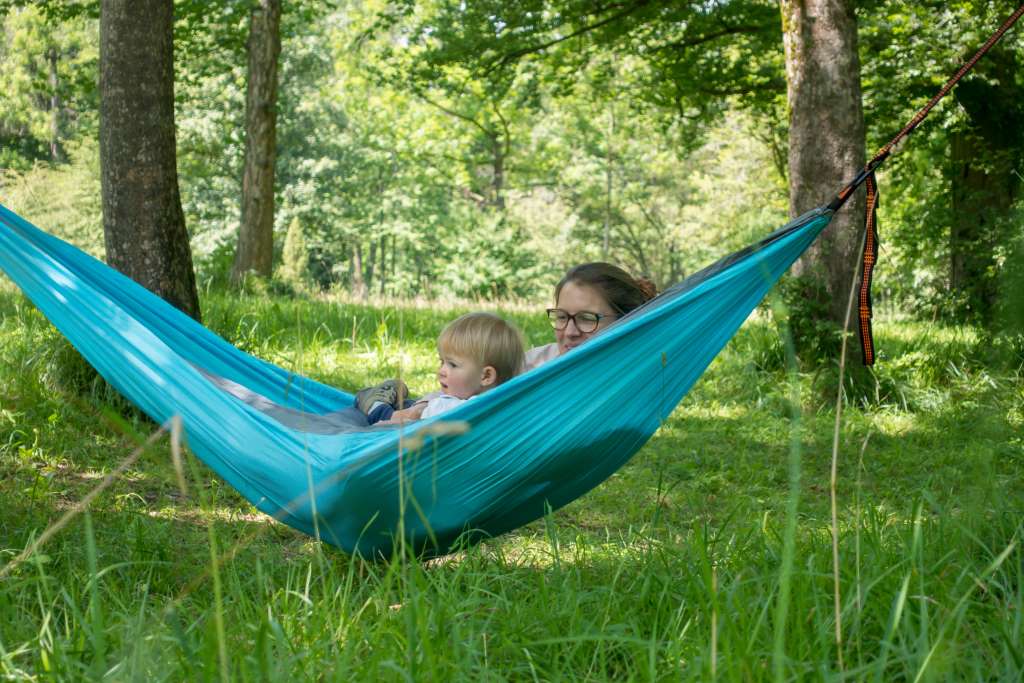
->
[[374, 0, 784, 124], [0, 4, 97, 169], [992, 201, 1024, 366], [2, 3, 1024, 676], [277, 215, 309, 286], [1, 1, 1022, 317], [859, 1, 1024, 322], [0, 137, 102, 253]]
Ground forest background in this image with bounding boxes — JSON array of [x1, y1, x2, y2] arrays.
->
[[2, 2, 1024, 679], [0, 0, 1021, 341]]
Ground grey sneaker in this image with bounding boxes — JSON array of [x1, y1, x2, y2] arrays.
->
[[355, 379, 408, 414]]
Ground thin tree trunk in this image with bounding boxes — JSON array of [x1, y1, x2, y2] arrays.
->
[[389, 235, 397, 294], [414, 247, 424, 293], [47, 46, 63, 162], [603, 106, 614, 259], [100, 0, 200, 320], [351, 242, 365, 298], [231, 0, 282, 284], [365, 239, 377, 295], [781, 0, 866, 339], [492, 136, 506, 211], [378, 235, 388, 296], [668, 238, 684, 285]]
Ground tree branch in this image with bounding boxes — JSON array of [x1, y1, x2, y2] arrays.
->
[[411, 87, 496, 139], [491, 102, 512, 158], [657, 22, 775, 53], [488, 0, 654, 70]]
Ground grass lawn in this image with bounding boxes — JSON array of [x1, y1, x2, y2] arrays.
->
[[1, 281, 1022, 680]]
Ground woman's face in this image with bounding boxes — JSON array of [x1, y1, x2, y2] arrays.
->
[[554, 281, 618, 355]]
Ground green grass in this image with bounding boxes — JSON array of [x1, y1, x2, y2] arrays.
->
[[1, 280, 1022, 680]]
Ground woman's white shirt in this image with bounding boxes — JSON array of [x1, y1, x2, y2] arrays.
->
[[523, 343, 560, 372]]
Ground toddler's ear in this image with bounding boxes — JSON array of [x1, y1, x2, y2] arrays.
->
[[480, 365, 498, 387]]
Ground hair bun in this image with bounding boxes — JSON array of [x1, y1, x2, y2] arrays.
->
[[556, 262, 656, 316], [634, 276, 657, 301]]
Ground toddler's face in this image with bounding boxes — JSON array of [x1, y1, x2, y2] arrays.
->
[[437, 352, 489, 399]]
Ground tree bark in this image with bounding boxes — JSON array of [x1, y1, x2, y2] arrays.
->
[[491, 135, 506, 211], [949, 132, 1018, 323], [351, 242, 365, 298], [604, 106, 614, 259], [100, 0, 200, 320], [365, 238, 377, 294], [231, 0, 282, 284], [378, 235, 388, 296], [949, 50, 1023, 325], [47, 46, 63, 162], [780, 0, 866, 334]]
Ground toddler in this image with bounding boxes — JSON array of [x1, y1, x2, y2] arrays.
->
[[362, 312, 523, 424]]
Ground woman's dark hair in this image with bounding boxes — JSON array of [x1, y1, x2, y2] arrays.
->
[[554, 263, 657, 315]]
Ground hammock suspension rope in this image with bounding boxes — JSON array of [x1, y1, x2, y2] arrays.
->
[[828, 2, 1024, 365]]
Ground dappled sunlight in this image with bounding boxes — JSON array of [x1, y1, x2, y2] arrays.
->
[[144, 505, 269, 527], [1, 0, 1022, 675], [674, 402, 754, 422], [3, 224, 1022, 679]]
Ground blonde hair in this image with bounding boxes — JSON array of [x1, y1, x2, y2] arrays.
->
[[437, 312, 524, 384]]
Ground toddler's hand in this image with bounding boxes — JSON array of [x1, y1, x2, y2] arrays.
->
[[380, 402, 426, 425]]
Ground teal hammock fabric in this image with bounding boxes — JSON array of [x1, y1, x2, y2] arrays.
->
[[0, 202, 833, 556]]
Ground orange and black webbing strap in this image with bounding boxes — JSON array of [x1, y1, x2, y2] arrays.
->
[[859, 173, 879, 365], [827, 2, 1024, 366]]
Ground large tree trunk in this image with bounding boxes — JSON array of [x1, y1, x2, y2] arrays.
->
[[950, 132, 1017, 323], [231, 0, 282, 284], [780, 0, 866, 339], [948, 50, 1023, 325], [100, 0, 200, 320]]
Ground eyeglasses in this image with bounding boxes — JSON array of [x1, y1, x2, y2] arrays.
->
[[546, 308, 615, 333]]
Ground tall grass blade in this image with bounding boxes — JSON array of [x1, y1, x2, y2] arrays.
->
[[0, 422, 169, 580]]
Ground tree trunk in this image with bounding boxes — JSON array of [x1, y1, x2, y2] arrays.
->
[[603, 106, 614, 259], [378, 235, 388, 296], [780, 0, 866, 337], [491, 136, 506, 211], [365, 238, 377, 294], [389, 235, 397, 294], [100, 0, 200, 320], [949, 132, 1018, 323], [351, 242, 365, 298], [949, 50, 1023, 325], [231, 0, 282, 284], [414, 247, 424, 293], [47, 46, 63, 162]]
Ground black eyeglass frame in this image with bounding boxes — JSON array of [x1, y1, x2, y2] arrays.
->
[[545, 308, 616, 333]]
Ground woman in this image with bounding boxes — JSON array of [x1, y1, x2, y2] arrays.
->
[[355, 262, 656, 416], [525, 262, 657, 371]]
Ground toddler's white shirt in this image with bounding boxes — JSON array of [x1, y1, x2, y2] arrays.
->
[[420, 393, 469, 419]]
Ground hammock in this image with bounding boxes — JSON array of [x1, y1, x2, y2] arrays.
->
[[7, 4, 1021, 557], [0, 201, 831, 556]]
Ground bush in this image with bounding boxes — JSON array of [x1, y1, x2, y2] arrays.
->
[[773, 274, 844, 368]]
